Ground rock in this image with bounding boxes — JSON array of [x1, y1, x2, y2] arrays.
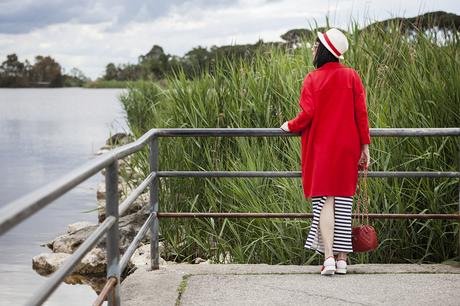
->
[[78, 248, 107, 275], [33, 252, 69, 275], [49, 224, 99, 253], [32, 248, 106, 276], [64, 274, 107, 294], [130, 244, 166, 268], [106, 133, 131, 146], [194, 257, 207, 264], [96, 182, 106, 200], [118, 206, 152, 253], [47, 205, 151, 254], [67, 221, 96, 234], [97, 185, 149, 223], [122, 193, 149, 216]]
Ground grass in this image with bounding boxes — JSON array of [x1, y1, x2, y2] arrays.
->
[[84, 79, 142, 88], [119, 21, 460, 265], [175, 274, 191, 306]]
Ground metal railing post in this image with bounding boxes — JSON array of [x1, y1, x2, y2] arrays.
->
[[150, 136, 160, 270], [458, 138, 460, 261], [106, 161, 120, 305]]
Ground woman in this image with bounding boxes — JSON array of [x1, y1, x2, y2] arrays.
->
[[280, 28, 371, 276]]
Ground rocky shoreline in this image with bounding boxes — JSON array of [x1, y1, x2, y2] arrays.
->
[[31, 133, 166, 293]]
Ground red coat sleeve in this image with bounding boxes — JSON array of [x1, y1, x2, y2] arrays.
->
[[287, 75, 315, 132], [352, 70, 371, 145]]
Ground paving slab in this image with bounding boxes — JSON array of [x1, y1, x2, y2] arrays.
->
[[120, 263, 460, 306], [181, 274, 460, 306]]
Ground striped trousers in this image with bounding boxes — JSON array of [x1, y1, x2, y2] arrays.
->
[[304, 196, 353, 255]]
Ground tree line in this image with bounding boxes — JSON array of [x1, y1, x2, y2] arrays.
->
[[1, 11, 458, 88], [99, 11, 460, 82], [0, 54, 89, 87]]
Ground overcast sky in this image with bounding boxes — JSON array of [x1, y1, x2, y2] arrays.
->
[[1, 0, 459, 79]]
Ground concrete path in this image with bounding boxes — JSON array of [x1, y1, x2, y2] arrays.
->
[[121, 263, 460, 306]]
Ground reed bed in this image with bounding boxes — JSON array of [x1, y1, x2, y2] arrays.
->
[[120, 21, 460, 265]]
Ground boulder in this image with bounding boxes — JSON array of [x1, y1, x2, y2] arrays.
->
[[106, 133, 131, 146], [47, 205, 151, 254], [67, 221, 96, 234], [97, 186, 149, 223], [32, 252, 69, 275], [64, 274, 107, 294], [48, 224, 99, 254], [32, 248, 106, 276]]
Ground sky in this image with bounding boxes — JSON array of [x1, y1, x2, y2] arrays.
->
[[1, 0, 459, 80]]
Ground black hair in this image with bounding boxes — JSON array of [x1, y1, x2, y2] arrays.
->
[[313, 37, 339, 68]]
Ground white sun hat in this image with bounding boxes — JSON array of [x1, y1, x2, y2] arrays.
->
[[317, 28, 349, 59]]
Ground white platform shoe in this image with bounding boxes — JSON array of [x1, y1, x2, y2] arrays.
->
[[335, 257, 347, 274], [320, 256, 336, 275]]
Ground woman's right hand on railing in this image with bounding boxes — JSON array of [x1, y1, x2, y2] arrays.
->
[[358, 144, 370, 168]]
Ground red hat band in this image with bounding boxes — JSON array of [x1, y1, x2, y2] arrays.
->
[[323, 33, 342, 57]]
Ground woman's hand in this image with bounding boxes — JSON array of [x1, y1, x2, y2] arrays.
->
[[280, 121, 290, 132], [358, 144, 370, 168]]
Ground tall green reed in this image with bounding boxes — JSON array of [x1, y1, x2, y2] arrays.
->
[[120, 21, 460, 264]]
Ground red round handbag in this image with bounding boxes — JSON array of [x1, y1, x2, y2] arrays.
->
[[352, 164, 379, 252]]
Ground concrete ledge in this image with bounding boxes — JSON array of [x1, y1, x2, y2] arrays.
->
[[120, 263, 460, 306], [144, 263, 460, 274]]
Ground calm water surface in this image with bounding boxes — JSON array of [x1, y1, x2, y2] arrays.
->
[[0, 88, 128, 305]]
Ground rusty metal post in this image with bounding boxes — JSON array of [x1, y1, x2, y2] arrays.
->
[[106, 161, 120, 306], [149, 136, 160, 270]]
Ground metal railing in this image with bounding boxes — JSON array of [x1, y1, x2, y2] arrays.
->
[[0, 128, 459, 306]]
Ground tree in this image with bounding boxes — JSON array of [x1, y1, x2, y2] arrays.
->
[[281, 29, 313, 48], [63, 67, 90, 86], [138, 45, 171, 79], [0, 54, 27, 87], [183, 46, 211, 77], [104, 63, 118, 80], [139, 45, 166, 62], [31, 55, 63, 87]]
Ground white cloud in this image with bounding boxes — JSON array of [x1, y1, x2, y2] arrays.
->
[[0, 0, 459, 79]]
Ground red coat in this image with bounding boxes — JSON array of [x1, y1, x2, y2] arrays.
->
[[287, 62, 371, 198]]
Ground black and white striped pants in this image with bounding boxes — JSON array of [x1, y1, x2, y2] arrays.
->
[[304, 196, 353, 255]]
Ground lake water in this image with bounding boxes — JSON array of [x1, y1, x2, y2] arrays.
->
[[0, 88, 128, 305]]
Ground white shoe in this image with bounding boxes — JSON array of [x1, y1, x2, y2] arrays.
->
[[335, 259, 347, 274], [320, 256, 336, 275]]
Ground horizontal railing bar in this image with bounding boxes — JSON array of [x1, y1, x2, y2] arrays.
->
[[119, 172, 156, 216], [28, 216, 116, 306], [157, 212, 460, 220], [119, 214, 154, 273], [154, 128, 460, 137], [159, 171, 299, 177], [369, 128, 460, 137], [93, 276, 117, 306], [158, 171, 460, 178], [2, 127, 458, 236]]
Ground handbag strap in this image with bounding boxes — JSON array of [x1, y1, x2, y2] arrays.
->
[[356, 164, 369, 225]]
